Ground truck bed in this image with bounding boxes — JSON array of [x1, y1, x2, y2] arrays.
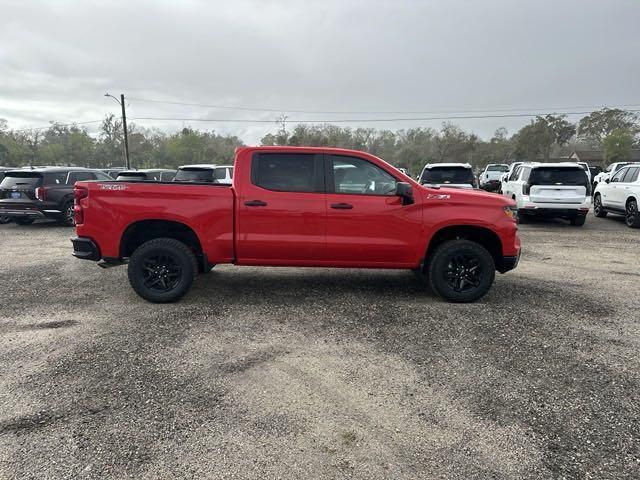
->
[[76, 181, 235, 261]]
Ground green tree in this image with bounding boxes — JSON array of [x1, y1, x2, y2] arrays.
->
[[515, 115, 575, 161], [578, 108, 639, 144], [603, 129, 634, 163]]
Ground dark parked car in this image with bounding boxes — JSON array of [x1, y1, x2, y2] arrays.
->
[[115, 169, 177, 182], [0, 167, 14, 224], [0, 167, 113, 226]]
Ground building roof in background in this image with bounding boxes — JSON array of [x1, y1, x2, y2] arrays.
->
[[570, 150, 640, 163]]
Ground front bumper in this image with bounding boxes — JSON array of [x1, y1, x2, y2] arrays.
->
[[71, 237, 101, 261], [499, 252, 520, 273]]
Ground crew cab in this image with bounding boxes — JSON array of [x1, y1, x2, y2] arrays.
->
[[72, 147, 521, 303], [479, 164, 509, 191], [418, 163, 477, 189], [0, 167, 113, 226], [501, 162, 591, 225], [593, 164, 640, 228]]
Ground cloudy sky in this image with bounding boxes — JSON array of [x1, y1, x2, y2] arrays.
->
[[1, 0, 639, 143]]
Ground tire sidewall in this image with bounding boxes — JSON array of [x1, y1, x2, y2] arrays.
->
[[626, 200, 640, 228], [128, 240, 196, 303], [428, 240, 495, 303], [62, 200, 75, 226]]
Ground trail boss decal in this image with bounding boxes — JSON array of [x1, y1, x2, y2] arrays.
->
[[99, 183, 128, 191]]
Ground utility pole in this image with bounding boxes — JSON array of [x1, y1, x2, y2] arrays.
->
[[104, 93, 131, 169], [120, 94, 131, 169]]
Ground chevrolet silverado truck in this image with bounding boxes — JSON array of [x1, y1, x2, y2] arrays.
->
[[71, 146, 521, 303]]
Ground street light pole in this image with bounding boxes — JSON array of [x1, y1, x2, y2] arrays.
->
[[104, 93, 131, 169], [120, 94, 130, 169]]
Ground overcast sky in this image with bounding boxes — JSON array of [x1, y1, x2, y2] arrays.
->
[[1, 0, 639, 143]]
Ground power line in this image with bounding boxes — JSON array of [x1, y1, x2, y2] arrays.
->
[[10, 119, 104, 133], [128, 96, 640, 115], [131, 109, 640, 125]]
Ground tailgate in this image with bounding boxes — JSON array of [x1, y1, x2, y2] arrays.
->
[[529, 185, 586, 204]]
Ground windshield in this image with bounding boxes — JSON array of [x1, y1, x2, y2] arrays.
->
[[421, 167, 474, 184], [487, 165, 508, 172], [529, 167, 588, 186], [174, 168, 214, 182]]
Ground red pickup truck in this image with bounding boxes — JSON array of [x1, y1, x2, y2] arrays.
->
[[72, 146, 520, 303]]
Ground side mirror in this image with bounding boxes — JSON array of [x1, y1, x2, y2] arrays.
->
[[605, 178, 610, 184], [395, 182, 414, 205]]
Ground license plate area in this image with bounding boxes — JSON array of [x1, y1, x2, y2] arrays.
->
[[10, 192, 21, 199]]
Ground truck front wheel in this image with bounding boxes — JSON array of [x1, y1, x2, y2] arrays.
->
[[428, 239, 495, 303], [128, 238, 197, 303]]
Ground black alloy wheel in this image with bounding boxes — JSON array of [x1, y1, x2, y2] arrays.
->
[[428, 239, 495, 303], [444, 254, 483, 293], [593, 194, 607, 218], [142, 254, 183, 293], [626, 200, 640, 228], [128, 237, 197, 303]]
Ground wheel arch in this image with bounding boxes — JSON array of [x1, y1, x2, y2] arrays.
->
[[424, 225, 504, 272], [120, 219, 204, 261]]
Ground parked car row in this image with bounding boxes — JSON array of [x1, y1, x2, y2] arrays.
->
[[412, 158, 640, 229], [0, 163, 235, 226], [593, 163, 640, 227]]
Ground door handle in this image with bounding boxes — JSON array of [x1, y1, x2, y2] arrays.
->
[[331, 203, 353, 209], [244, 200, 267, 207]]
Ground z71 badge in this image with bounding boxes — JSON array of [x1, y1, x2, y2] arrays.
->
[[99, 183, 128, 191], [427, 193, 450, 200]]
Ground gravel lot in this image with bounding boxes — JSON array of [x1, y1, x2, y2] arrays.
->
[[0, 214, 638, 479]]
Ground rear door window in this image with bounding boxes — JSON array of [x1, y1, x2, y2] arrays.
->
[[529, 167, 588, 186], [252, 153, 322, 192], [160, 171, 175, 181], [622, 167, 639, 183]]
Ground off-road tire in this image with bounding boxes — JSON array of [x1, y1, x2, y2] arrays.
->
[[428, 239, 495, 303], [128, 238, 198, 303]]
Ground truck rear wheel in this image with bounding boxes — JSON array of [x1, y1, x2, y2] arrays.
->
[[428, 239, 495, 303], [127, 238, 197, 303]]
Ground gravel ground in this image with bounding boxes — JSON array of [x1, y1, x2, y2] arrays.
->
[[0, 214, 638, 479]]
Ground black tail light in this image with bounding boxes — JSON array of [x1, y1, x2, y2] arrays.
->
[[522, 183, 531, 195]]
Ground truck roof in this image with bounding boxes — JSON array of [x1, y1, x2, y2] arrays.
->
[[423, 163, 472, 169]]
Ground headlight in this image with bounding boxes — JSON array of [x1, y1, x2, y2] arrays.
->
[[503, 205, 518, 221]]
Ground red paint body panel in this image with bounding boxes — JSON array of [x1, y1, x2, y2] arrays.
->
[[75, 146, 520, 270]]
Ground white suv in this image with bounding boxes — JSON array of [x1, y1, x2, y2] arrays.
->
[[593, 162, 636, 188], [593, 164, 640, 228], [501, 163, 591, 226], [418, 163, 476, 188]]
